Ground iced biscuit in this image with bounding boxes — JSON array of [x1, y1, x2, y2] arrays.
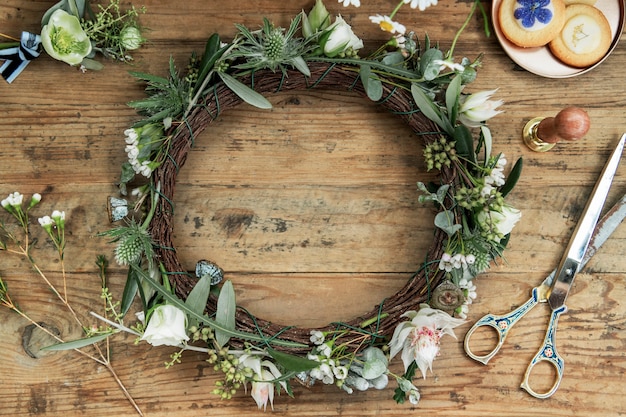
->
[[549, 4, 612, 67], [499, 0, 567, 47], [563, 0, 596, 5]]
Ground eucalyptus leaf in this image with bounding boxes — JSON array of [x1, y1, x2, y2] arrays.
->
[[215, 280, 236, 347], [435, 210, 461, 237], [41, 333, 112, 351], [80, 58, 104, 71], [435, 184, 450, 204], [41, 0, 67, 26], [290, 56, 311, 77], [218, 72, 272, 109], [361, 347, 388, 379], [184, 273, 212, 327], [381, 51, 405, 66], [445, 75, 462, 126], [134, 265, 308, 348], [268, 348, 320, 372], [411, 84, 445, 131], [419, 48, 444, 81], [360, 64, 383, 101]]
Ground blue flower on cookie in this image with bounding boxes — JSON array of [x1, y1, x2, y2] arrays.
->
[[514, 0, 553, 28]]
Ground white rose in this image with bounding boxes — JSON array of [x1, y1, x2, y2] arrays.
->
[[141, 305, 189, 347], [323, 16, 363, 57]]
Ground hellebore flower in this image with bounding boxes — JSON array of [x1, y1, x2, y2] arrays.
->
[[41, 9, 92, 66]]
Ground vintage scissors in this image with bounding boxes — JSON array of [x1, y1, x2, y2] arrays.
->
[[464, 133, 626, 399]]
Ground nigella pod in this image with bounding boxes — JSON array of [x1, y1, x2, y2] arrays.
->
[[195, 260, 224, 285]]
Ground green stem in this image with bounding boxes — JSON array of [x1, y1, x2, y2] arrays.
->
[[388, 0, 405, 20], [447, 0, 479, 59]]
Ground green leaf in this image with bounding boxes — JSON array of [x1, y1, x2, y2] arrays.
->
[[215, 280, 236, 347], [411, 84, 445, 131], [290, 56, 311, 77], [185, 274, 212, 317], [120, 266, 140, 317], [435, 210, 461, 237], [41, 333, 112, 351], [481, 125, 492, 161], [453, 124, 476, 165], [360, 65, 383, 102], [500, 157, 523, 198], [268, 348, 320, 372], [420, 48, 444, 81], [445, 75, 462, 126], [361, 347, 388, 379], [134, 265, 307, 348], [41, 0, 67, 26], [218, 72, 272, 109]]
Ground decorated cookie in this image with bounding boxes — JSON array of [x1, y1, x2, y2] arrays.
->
[[563, 0, 597, 5], [549, 4, 612, 67], [499, 0, 567, 47]]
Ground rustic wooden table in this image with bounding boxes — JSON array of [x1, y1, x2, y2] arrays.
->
[[1, 1, 625, 416]]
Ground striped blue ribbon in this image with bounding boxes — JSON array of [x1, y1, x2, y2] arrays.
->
[[0, 31, 42, 84]]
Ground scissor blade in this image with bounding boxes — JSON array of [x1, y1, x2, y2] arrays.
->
[[548, 134, 625, 309], [536, 191, 626, 301]]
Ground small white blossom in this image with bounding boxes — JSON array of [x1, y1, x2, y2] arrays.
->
[[392, 33, 406, 49], [338, 0, 360, 7], [434, 59, 465, 73], [3, 192, 23, 208], [310, 330, 325, 345], [38, 215, 54, 228], [51, 210, 65, 222], [369, 14, 406, 34], [404, 0, 438, 11], [333, 365, 348, 380], [409, 389, 421, 404]]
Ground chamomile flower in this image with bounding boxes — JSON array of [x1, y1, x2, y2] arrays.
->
[[404, 0, 438, 11], [369, 14, 406, 35]]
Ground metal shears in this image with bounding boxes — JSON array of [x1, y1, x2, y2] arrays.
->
[[464, 133, 626, 399]]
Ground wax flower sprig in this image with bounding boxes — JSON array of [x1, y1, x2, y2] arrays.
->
[[0, 0, 146, 83], [0, 192, 144, 415]]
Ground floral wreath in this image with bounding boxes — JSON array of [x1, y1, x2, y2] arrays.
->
[[3, 0, 522, 411]]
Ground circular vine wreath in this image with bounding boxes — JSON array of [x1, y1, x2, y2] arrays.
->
[[153, 62, 446, 352], [108, 1, 523, 406]]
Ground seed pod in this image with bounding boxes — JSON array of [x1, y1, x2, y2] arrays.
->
[[430, 281, 465, 313], [195, 260, 224, 285]]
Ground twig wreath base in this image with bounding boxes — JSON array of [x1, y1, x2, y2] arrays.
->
[[149, 62, 453, 355]]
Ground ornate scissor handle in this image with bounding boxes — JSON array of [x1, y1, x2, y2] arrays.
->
[[464, 287, 542, 364], [520, 304, 567, 399]]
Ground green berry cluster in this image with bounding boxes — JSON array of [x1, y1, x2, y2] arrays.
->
[[185, 54, 200, 85], [454, 186, 483, 209], [207, 347, 247, 400], [423, 137, 457, 171]]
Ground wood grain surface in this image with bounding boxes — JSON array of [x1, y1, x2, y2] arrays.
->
[[1, 1, 625, 416]]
